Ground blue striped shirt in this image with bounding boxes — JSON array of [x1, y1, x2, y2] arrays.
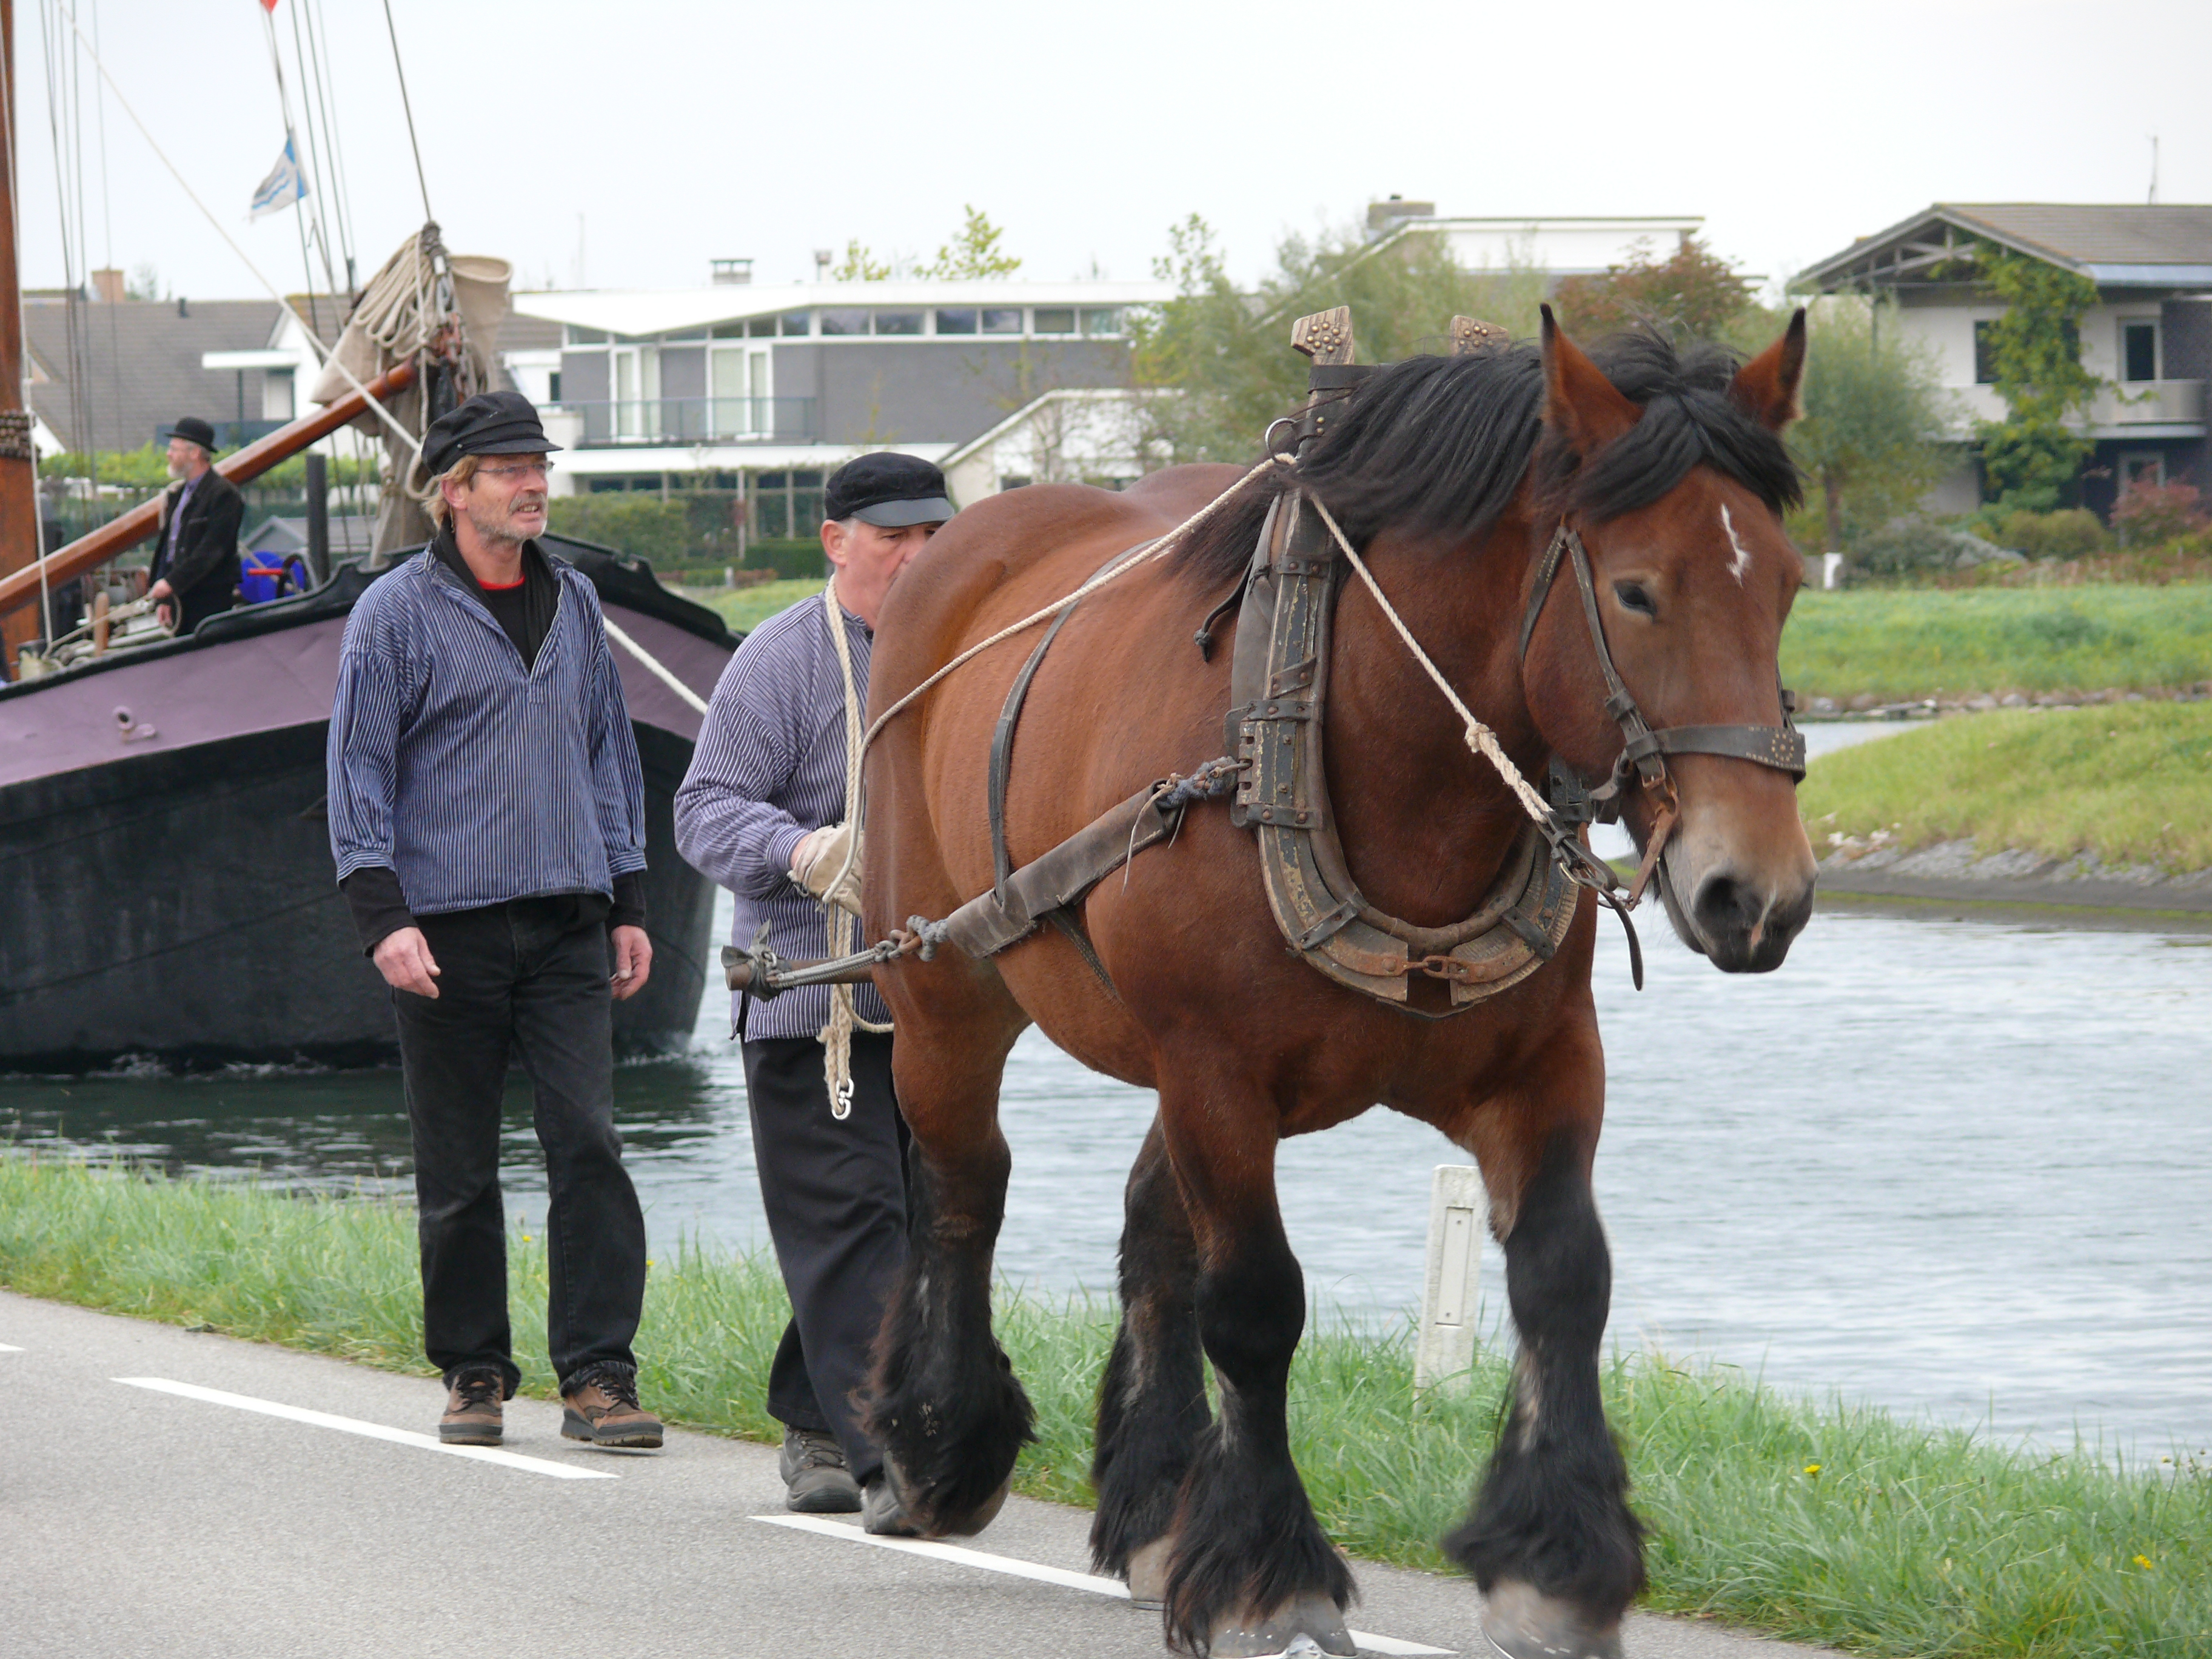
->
[[674, 589, 888, 1039], [326, 546, 647, 916]]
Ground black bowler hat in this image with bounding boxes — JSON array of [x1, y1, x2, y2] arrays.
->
[[163, 416, 220, 454], [825, 452, 955, 527], [421, 389, 563, 478]]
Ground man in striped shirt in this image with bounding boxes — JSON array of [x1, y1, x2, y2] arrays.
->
[[327, 390, 662, 1453], [675, 452, 953, 1532]]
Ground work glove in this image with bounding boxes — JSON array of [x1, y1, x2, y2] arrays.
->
[[790, 821, 863, 917]]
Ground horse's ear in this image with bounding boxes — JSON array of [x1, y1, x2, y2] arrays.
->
[[1731, 308, 1808, 431], [1540, 304, 1640, 452]]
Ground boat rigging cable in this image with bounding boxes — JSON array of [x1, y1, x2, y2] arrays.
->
[[294, 0, 358, 291], [256, 1, 332, 329], [380, 0, 433, 224], [59, 9, 422, 459]]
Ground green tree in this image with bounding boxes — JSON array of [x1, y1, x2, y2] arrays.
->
[[1789, 298, 1957, 551], [1553, 235, 1757, 341], [925, 206, 1020, 280], [830, 238, 891, 282], [1972, 242, 2104, 512], [1129, 213, 1544, 463]]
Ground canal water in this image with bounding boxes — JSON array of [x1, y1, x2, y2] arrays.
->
[[6, 723, 2207, 1459]]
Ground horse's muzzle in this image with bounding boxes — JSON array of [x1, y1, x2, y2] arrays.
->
[[1657, 853, 1815, 973]]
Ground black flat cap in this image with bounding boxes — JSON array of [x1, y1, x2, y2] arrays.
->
[[423, 389, 562, 478], [825, 452, 955, 527], [163, 416, 220, 453]]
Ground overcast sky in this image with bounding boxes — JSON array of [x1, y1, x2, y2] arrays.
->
[[15, 0, 2211, 315]]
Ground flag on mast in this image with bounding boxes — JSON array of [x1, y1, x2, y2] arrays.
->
[[249, 135, 309, 221]]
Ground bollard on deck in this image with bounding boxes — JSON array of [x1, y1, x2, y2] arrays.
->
[[1413, 1165, 1486, 1396]]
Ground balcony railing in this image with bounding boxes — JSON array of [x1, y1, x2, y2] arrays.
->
[[565, 397, 819, 447], [2088, 379, 2205, 427]]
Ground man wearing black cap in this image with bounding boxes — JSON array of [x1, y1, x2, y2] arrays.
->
[[327, 389, 663, 1452], [674, 451, 954, 1531], [147, 417, 243, 634]]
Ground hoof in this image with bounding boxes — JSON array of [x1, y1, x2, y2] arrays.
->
[[1124, 1537, 1171, 1610], [1208, 1591, 1356, 1658], [898, 1461, 1012, 1540], [1481, 1581, 1623, 1659]]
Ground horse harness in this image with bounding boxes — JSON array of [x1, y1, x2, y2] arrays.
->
[[726, 368, 1808, 1016]]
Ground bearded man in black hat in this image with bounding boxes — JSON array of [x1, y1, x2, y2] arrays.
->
[[327, 389, 663, 1452], [674, 451, 954, 1533], [147, 417, 243, 634]]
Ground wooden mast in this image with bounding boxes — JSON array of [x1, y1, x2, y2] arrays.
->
[[0, 0, 41, 677]]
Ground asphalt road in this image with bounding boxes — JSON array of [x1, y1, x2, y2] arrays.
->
[[1, 1290, 1840, 1659]]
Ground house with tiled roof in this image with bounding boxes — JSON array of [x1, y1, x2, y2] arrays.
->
[[1796, 203, 2212, 517]]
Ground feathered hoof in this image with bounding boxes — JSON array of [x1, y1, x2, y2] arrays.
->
[[904, 1466, 1012, 1540], [1206, 1591, 1356, 1658], [1480, 1581, 1623, 1659], [1124, 1536, 1171, 1610]]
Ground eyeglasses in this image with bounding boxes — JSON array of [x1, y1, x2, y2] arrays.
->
[[477, 461, 556, 481]]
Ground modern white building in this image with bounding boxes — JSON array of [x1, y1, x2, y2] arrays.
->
[[1362, 199, 1706, 275], [1795, 203, 2212, 515], [508, 272, 1171, 528]]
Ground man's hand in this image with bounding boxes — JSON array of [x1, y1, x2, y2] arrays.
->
[[149, 577, 175, 631], [372, 925, 441, 998], [611, 925, 652, 1000], [789, 824, 839, 886]]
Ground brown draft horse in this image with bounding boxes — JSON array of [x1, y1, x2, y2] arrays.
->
[[857, 309, 1817, 1658]]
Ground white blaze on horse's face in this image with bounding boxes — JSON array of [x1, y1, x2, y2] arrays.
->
[[1720, 503, 1752, 586]]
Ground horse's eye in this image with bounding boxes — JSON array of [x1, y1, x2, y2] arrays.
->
[[1613, 581, 1657, 617]]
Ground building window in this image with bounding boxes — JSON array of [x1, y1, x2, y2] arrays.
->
[[875, 310, 925, 336], [1033, 307, 1076, 335], [980, 307, 1021, 335], [2120, 452, 2165, 491], [749, 469, 828, 538], [936, 307, 979, 335], [1973, 320, 1997, 385], [565, 326, 609, 346], [820, 307, 868, 336], [262, 367, 295, 422], [1081, 307, 1123, 337], [780, 311, 810, 336], [2121, 320, 2159, 383], [548, 370, 562, 404]]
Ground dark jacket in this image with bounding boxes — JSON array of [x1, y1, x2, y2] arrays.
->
[[150, 468, 244, 628]]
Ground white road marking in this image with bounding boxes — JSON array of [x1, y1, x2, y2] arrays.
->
[[114, 1378, 617, 1480], [0, 1342, 24, 1352], [1720, 503, 1752, 584], [752, 1515, 1453, 1655]]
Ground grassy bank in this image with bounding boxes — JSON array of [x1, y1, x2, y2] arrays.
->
[[689, 578, 823, 637], [2, 1159, 2202, 1657], [1801, 703, 2212, 874], [1781, 586, 2212, 703]]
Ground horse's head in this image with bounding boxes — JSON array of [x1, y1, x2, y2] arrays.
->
[[1523, 309, 1817, 973]]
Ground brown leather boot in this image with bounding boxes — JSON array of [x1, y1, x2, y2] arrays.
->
[[440, 1367, 506, 1446], [560, 1363, 663, 1449]]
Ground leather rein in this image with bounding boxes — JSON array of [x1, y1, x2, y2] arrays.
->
[[1517, 522, 1807, 911]]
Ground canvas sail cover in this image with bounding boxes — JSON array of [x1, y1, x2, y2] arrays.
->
[[309, 226, 512, 557]]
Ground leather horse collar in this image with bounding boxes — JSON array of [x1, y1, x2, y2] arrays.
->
[[1223, 489, 1578, 1016], [1518, 522, 1806, 905]]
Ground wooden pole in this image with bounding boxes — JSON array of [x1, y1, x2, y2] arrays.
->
[[0, 0, 43, 676], [0, 358, 417, 628]]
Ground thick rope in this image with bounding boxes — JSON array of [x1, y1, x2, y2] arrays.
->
[[1305, 495, 1553, 828], [819, 577, 891, 1118]]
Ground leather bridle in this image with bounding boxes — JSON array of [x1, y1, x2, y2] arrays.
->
[[1519, 521, 1806, 908]]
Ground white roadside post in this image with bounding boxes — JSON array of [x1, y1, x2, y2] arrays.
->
[[1414, 1165, 1486, 1396]]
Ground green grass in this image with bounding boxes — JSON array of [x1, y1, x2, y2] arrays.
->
[[3, 1158, 2205, 1657], [1801, 703, 2212, 874], [686, 578, 825, 637], [1782, 586, 2212, 702]]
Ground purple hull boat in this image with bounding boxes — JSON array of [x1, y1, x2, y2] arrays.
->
[[0, 536, 736, 1070]]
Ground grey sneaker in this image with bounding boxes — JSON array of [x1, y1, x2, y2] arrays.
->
[[862, 1472, 922, 1537], [779, 1425, 862, 1513]]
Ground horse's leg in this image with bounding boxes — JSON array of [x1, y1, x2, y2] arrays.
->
[[1444, 1042, 1644, 1659], [863, 1004, 1034, 1537], [1089, 1114, 1207, 1609], [1156, 1079, 1356, 1659]]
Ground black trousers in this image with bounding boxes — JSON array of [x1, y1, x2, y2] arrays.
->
[[393, 897, 646, 1393], [741, 1031, 908, 1487]]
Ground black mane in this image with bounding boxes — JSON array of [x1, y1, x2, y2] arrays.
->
[[1173, 329, 1802, 591]]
